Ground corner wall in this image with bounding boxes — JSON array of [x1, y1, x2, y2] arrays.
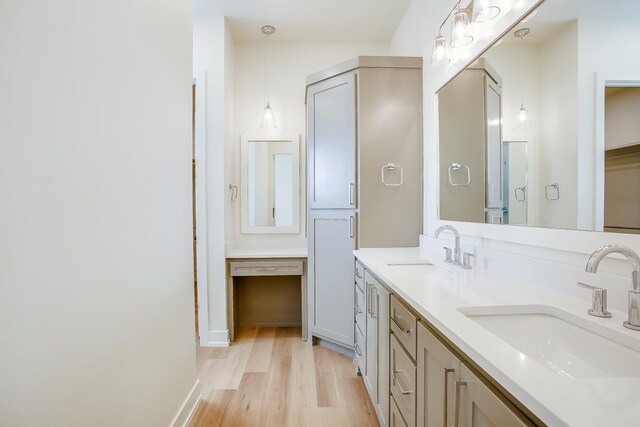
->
[[0, 1, 197, 425]]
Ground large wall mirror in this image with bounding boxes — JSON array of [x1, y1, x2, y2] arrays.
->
[[438, 0, 640, 235], [240, 136, 300, 234]]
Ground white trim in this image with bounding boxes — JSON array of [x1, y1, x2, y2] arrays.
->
[[205, 329, 230, 347], [193, 73, 209, 347], [170, 380, 201, 427]]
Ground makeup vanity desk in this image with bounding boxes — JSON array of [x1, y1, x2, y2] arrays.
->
[[225, 247, 308, 342]]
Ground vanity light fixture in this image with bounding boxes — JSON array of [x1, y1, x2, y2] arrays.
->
[[260, 25, 277, 129], [513, 27, 532, 130], [450, 5, 474, 48], [431, 0, 518, 67], [473, 0, 502, 23]]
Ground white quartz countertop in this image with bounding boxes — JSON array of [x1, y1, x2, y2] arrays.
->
[[354, 247, 640, 427]]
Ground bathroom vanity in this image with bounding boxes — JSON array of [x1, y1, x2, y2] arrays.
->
[[354, 248, 640, 427]]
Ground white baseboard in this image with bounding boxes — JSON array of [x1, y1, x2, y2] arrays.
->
[[205, 329, 230, 347], [170, 380, 201, 427]]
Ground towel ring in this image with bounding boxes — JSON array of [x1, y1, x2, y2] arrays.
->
[[544, 183, 560, 201], [448, 163, 471, 187], [381, 163, 404, 186]]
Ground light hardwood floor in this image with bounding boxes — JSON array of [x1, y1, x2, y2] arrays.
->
[[191, 327, 379, 426]]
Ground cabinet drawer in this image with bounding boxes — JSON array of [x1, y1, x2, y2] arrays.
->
[[355, 261, 365, 293], [390, 294, 418, 359], [355, 285, 366, 334], [230, 260, 303, 277], [390, 395, 409, 427], [355, 326, 365, 373], [391, 334, 416, 427]]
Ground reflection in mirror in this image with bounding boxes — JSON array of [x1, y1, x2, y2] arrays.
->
[[503, 141, 528, 225], [241, 137, 300, 234], [437, 0, 640, 233], [605, 87, 640, 234]]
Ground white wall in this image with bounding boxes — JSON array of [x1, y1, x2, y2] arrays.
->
[[0, 1, 197, 426], [193, 13, 233, 344], [231, 42, 389, 242]]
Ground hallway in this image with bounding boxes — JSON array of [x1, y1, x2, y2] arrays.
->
[[191, 327, 379, 426]]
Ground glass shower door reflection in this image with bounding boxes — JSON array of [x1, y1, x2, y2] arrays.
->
[[502, 141, 528, 225]]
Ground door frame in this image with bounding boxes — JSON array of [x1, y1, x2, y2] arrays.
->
[[193, 75, 209, 346], [594, 75, 640, 232]]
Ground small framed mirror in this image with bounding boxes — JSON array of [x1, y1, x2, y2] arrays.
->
[[240, 136, 300, 234]]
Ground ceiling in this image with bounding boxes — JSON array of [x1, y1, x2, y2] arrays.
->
[[195, 0, 413, 43]]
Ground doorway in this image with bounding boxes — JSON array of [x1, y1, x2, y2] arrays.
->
[[603, 86, 640, 234]]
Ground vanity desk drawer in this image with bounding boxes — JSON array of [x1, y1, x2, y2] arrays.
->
[[230, 260, 303, 276], [390, 294, 418, 360]]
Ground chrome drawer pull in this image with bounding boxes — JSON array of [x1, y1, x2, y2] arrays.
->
[[443, 368, 455, 427], [393, 370, 413, 395], [355, 305, 363, 315], [391, 315, 410, 334], [454, 380, 467, 427], [355, 270, 363, 279], [355, 343, 362, 356]]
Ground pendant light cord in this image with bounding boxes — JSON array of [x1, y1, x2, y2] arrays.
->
[[520, 35, 525, 107]]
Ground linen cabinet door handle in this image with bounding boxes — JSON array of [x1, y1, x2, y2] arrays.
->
[[454, 380, 467, 427], [349, 215, 354, 238], [443, 368, 455, 427], [349, 182, 355, 205]]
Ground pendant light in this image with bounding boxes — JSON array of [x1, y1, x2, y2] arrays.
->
[[261, 25, 277, 129], [513, 28, 532, 130]]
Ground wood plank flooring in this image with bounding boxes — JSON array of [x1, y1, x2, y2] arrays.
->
[[191, 327, 380, 427]]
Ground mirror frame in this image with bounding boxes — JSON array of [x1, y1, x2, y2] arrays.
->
[[431, 0, 640, 254], [240, 135, 301, 235]]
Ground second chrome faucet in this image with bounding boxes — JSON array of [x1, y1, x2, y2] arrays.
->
[[584, 244, 640, 331]]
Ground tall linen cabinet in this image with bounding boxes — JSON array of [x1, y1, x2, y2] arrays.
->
[[306, 56, 423, 350]]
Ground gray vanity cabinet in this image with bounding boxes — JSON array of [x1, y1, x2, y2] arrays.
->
[[364, 271, 391, 426], [417, 322, 528, 427], [307, 210, 356, 345], [306, 56, 423, 351]]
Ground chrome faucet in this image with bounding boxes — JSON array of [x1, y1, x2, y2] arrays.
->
[[585, 245, 640, 331], [435, 225, 461, 266]]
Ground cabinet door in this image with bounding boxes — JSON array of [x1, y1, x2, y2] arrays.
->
[[375, 281, 391, 427], [459, 365, 527, 427], [485, 76, 503, 210], [307, 73, 357, 209], [417, 322, 461, 427], [308, 210, 356, 346]]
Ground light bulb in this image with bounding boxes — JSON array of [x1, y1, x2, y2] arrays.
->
[[518, 105, 528, 122], [261, 102, 277, 129], [430, 35, 450, 66], [451, 8, 473, 48]]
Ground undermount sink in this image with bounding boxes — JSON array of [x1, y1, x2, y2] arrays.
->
[[385, 259, 434, 272], [459, 305, 640, 380]]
